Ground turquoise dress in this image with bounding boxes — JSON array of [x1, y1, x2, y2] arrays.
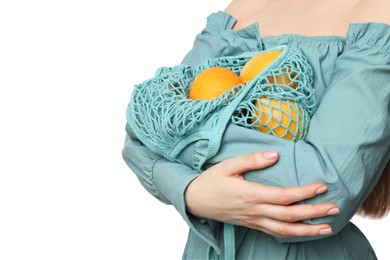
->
[[122, 11, 390, 260]]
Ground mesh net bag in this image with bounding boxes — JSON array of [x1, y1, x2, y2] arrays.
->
[[231, 48, 316, 141], [126, 45, 316, 167]]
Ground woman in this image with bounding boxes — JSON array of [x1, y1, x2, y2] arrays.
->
[[123, 0, 390, 259]]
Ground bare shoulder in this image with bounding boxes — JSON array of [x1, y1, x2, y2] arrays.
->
[[224, 0, 390, 25], [223, 0, 268, 30], [352, 0, 390, 25], [223, 0, 390, 36], [224, 0, 265, 18]]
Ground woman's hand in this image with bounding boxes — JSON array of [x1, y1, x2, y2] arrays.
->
[[184, 151, 339, 238]]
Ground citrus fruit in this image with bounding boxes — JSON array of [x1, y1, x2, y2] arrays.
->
[[268, 67, 298, 89], [188, 67, 243, 100], [240, 50, 282, 82], [251, 97, 303, 140], [240, 50, 298, 89]]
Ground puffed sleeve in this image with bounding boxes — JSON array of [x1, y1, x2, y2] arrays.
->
[[122, 124, 223, 250], [204, 23, 390, 243], [181, 11, 261, 67], [122, 12, 260, 253], [288, 23, 390, 241]]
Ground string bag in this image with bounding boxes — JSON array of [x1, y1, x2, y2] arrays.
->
[[126, 45, 316, 259]]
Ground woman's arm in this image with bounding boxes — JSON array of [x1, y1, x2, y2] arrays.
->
[[122, 11, 348, 247], [185, 151, 339, 238], [194, 23, 390, 243], [122, 122, 337, 244]]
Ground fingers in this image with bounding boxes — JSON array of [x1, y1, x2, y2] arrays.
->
[[253, 202, 339, 223], [212, 152, 328, 206], [203, 151, 338, 240], [213, 151, 279, 177], [252, 218, 333, 238], [248, 182, 329, 205]]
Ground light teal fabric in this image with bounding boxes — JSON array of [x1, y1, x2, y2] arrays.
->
[[126, 46, 315, 167], [122, 11, 390, 260]]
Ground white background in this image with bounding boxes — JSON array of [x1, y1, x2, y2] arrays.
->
[[0, 0, 388, 259]]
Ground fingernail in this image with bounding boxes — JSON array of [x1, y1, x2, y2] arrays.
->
[[318, 228, 332, 235], [262, 151, 278, 160], [327, 208, 340, 215], [315, 186, 328, 195]]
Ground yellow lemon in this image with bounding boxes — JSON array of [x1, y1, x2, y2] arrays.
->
[[268, 67, 298, 89], [252, 97, 303, 140]]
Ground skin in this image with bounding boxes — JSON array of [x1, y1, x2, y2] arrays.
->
[[185, 152, 337, 238], [184, 0, 390, 238], [225, 0, 390, 37]]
